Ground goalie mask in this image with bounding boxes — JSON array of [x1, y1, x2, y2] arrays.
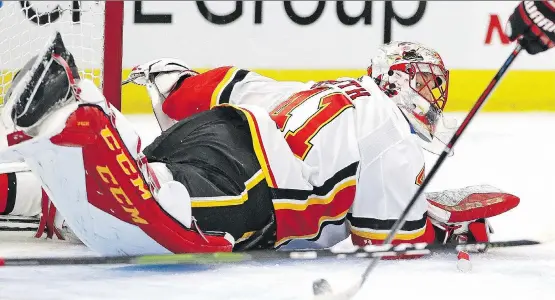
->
[[368, 41, 451, 143]]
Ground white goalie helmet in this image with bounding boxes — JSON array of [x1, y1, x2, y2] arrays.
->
[[367, 41, 452, 143]]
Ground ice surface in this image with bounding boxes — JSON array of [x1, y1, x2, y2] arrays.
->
[[1, 113, 554, 300]]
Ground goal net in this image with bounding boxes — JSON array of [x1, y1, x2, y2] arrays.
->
[[0, 1, 123, 109]]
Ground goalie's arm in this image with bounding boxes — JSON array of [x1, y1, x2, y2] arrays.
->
[[161, 66, 244, 120], [125, 62, 249, 123], [161, 66, 308, 121], [126, 60, 312, 123]]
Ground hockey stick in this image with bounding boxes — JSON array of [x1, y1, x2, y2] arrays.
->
[[0, 239, 538, 267], [312, 43, 524, 299]]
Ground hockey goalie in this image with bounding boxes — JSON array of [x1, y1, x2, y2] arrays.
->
[[0, 33, 520, 256]]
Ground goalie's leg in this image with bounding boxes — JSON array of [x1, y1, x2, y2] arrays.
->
[[7, 93, 238, 254], [2, 34, 234, 254]]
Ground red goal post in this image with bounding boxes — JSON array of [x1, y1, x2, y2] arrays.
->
[[0, 1, 124, 110]]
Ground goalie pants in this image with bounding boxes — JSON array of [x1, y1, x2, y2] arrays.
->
[[142, 106, 276, 250]]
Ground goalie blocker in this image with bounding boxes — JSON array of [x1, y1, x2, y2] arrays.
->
[[0, 33, 519, 255]]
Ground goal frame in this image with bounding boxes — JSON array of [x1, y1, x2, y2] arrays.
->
[[102, 1, 124, 110]]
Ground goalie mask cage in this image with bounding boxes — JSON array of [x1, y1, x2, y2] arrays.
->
[[0, 1, 124, 109]]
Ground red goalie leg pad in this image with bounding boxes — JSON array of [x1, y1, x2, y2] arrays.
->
[[351, 218, 436, 260], [50, 104, 233, 253]]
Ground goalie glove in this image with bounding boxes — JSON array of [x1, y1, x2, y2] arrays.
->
[[426, 185, 520, 251], [507, 1, 555, 54], [123, 58, 198, 131]]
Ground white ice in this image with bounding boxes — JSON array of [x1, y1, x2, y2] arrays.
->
[[1, 113, 554, 300]]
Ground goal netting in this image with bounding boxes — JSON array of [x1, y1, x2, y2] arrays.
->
[[0, 1, 123, 109]]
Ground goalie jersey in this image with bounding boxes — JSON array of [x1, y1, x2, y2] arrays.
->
[[163, 67, 431, 249]]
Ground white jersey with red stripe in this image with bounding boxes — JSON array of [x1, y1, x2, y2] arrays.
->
[[163, 67, 429, 249]]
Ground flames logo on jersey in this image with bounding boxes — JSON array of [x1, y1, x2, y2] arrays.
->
[[415, 166, 425, 186]]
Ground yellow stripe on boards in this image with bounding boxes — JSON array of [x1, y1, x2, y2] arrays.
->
[[119, 69, 555, 114], [448, 70, 555, 112]]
